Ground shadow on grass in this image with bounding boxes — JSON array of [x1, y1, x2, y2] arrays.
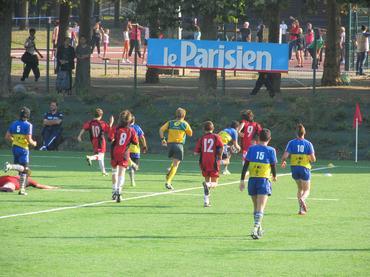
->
[[235, 248, 370, 253]]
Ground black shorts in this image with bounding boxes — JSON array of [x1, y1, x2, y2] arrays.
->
[[130, 156, 139, 166], [167, 143, 184, 161]]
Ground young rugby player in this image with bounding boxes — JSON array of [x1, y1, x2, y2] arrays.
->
[[240, 128, 277, 240], [77, 108, 113, 176], [109, 110, 138, 202], [4, 107, 37, 195], [218, 121, 241, 175], [194, 121, 224, 207], [159, 108, 193, 190], [281, 124, 316, 215], [237, 110, 262, 161], [128, 115, 148, 187]]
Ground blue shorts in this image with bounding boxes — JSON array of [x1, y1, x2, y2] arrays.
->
[[291, 166, 311, 181], [12, 146, 29, 166], [248, 178, 272, 196]]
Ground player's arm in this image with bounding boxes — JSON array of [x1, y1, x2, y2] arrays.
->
[[240, 161, 250, 191], [140, 135, 148, 153], [5, 131, 13, 143], [231, 130, 241, 151], [309, 152, 316, 163], [194, 138, 201, 155], [25, 134, 37, 147], [270, 163, 277, 182], [159, 122, 169, 146], [109, 115, 114, 128], [280, 151, 290, 168], [237, 122, 245, 137], [43, 118, 62, 126], [77, 129, 85, 142], [28, 179, 58, 190], [185, 123, 193, 137]]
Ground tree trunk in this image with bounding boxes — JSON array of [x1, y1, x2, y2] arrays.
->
[[114, 0, 120, 27], [199, 13, 217, 91], [58, 1, 71, 47], [321, 0, 342, 86], [267, 2, 280, 43], [75, 0, 92, 94], [145, 16, 160, 84], [19, 0, 29, 30], [0, 0, 13, 95]]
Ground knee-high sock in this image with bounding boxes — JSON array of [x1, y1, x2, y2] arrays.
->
[[254, 212, 264, 227], [10, 164, 25, 172], [117, 175, 125, 194], [98, 153, 106, 173], [166, 164, 178, 184], [112, 169, 117, 193], [129, 167, 135, 185], [89, 154, 100, 160], [19, 173, 27, 192], [204, 182, 211, 204]]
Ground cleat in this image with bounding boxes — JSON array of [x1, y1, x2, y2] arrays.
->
[[116, 194, 122, 203], [112, 193, 117, 200], [204, 202, 211, 208], [165, 183, 174, 190], [86, 156, 92, 166], [18, 190, 27, 196], [131, 162, 139, 171], [102, 172, 108, 176], [222, 169, 231, 175], [3, 162, 11, 172], [251, 226, 260, 240], [298, 210, 306, 215], [257, 226, 264, 238], [299, 198, 308, 213]]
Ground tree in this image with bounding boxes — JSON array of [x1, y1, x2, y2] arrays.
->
[[0, 0, 13, 95], [57, 0, 71, 47], [19, 0, 29, 30], [75, 0, 92, 93], [114, 0, 120, 27]]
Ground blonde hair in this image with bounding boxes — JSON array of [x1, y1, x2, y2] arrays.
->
[[297, 124, 306, 138], [176, 107, 186, 119], [118, 110, 133, 128], [95, 108, 103, 118]]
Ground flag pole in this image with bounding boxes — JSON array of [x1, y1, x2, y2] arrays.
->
[[355, 117, 358, 163]]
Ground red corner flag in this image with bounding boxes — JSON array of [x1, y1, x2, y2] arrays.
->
[[353, 103, 363, 128]]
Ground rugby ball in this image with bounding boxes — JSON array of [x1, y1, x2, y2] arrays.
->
[[231, 145, 240, 154]]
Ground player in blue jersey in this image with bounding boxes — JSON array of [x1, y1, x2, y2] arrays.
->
[[218, 121, 241, 175], [240, 128, 277, 239], [4, 107, 37, 195], [128, 115, 148, 187], [281, 124, 316, 215]]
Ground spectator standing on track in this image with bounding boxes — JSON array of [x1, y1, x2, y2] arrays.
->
[[122, 21, 131, 63], [280, 20, 288, 43], [295, 28, 305, 67], [128, 21, 144, 59], [288, 20, 300, 60], [103, 29, 110, 58], [339, 26, 346, 64], [142, 25, 150, 62], [51, 20, 59, 60], [91, 20, 104, 57], [304, 23, 314, 59], [21, 28, 43, 82], [56, 37, 75, 94], [240, 22, 251, 42], [75, 35, 91, 90], [355, 25, 369, 76]]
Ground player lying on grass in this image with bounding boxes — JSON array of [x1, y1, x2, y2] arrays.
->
[[240, 128, 277, 240], [218, 121, 241, 175], [4, 107, 37, 196], [281, 124, 316, 215], [194, 121, 224, 207], [237, 109, 262, 162], [2, 163, 58, 192], [159, 108, 193, 190], [128, 115, 148, 187], [77, 108, 114, 176], [109, 110, 138, 202]]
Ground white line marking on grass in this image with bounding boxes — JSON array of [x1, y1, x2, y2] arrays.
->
[[0, 166, 333, 220], [287, 197, 339, 201], [31, 165, 57, 168]]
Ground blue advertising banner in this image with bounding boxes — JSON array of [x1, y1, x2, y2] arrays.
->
[[147, 39, 288, 72]]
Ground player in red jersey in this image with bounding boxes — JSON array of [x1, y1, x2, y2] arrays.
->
[[194, 121, 224, 207], [77, 108, 114, 176], [1, 164, 58, 192], [238, 110, 262, 161], [109, 110, 138, 202]]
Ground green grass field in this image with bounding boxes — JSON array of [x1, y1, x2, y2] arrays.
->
[[0, 151, 369, 276]]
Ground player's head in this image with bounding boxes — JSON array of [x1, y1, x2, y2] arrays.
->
[[20, 106, 31, 121], [176, 107, 186, 119], [361, 25, 367, 32], [49, 101, 58, 112], [29, 28, 36, 37], [118, 110, 132, 128], [131, 115, 136, 124], [203, 121, 214, 132], [297, 123, 306, 138], [230, 120, 240, 130], [95, 108, 103, 118], [259, 128, 271, 143], [240, 109, 254, 122]]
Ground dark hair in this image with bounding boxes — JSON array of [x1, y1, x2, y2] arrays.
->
[[259, 128, 271, 142], [230, 120, 240, 129], [297, 123, 306, 138], [361, 25, 367, 31], [20, 106, 30, 120], [50, 101, 58, 106], [203, 121, 214, 132], [240, 109, 254, 122], [94, 108, 103, 118], [29, 28, 36, 34]]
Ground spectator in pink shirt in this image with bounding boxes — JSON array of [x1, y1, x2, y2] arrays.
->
[[129, 22, 144, 59], [305, 23, 314, 58]]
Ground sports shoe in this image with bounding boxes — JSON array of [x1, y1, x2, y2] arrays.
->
[[86, 156, 92, 166], [116, 194, 122, 203], [165, 183, 174, 190], [39, 146, 47, 151], [131, 162, 139, 171], [3, 162, 11, 173], [222, 169, 231, 175], [204, 202, 211, 208], [112, 193, 117, 200], [299, 198, 308, 213], [251, 226, 261, 240], [18, 189, 27, 196], [102, 172, 108, 176]]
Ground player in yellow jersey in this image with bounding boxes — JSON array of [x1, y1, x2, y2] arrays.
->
[[159, 108, 193, 190], [281, 124, 316, 215], [218, 121, 241, 175]]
